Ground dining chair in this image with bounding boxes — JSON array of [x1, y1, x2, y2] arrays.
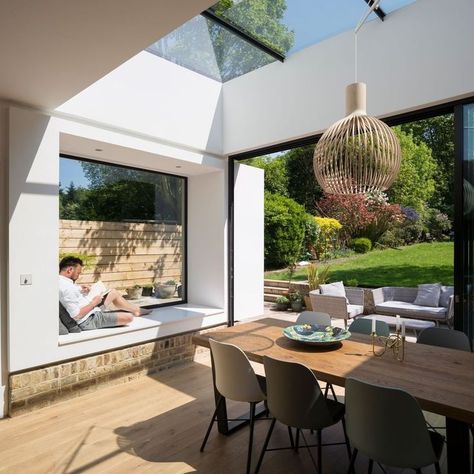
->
[[349, 318, 390, 337], [296, 310, 338, 401], [345, 378, 443, 474], [417, 327, 471, 351], [296, 310, 331, 326], [200, 338, 266, 474], [255, 356, 351, 473]]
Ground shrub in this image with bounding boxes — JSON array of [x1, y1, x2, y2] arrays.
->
[[314, 216, 342, 259], [264, 192, 306, 269], [351, 237, 372, 254], [275, 295, 290, 304], [307, 263, 331, 291], [345, 278, 359, 287], [302, 213, 320, 259], [426, 208, 452, 240], [377, 230, 403, 248]]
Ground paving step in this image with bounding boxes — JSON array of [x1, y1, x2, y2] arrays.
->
[[264, 293, 279, 302], [264, 286, 289, 295], [263, 279, 291, 288]]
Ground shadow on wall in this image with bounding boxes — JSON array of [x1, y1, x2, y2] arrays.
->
[[59, 219, 183, 289]]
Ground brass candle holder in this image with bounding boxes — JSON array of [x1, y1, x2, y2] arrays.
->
[[371, 329, 406, 361]]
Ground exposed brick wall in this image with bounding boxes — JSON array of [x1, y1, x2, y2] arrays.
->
[[9, 333, 201, 416]]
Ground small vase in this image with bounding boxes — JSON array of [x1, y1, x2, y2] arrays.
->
[[291, 301, 303, 312]]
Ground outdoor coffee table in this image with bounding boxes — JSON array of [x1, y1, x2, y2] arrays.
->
[[359, 314, 435, 336]]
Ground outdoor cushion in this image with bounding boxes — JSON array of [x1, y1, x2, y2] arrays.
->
[[320, 281, 347, 300], [413, 283, 441, 308], [439, 286, 454, 308], [59, 302, 82, 333], [347, 304, 364, 319], [375, 301, 447, 320], [59, 318, 68, 335]]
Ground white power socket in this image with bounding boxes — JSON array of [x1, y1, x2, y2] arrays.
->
[[20, 274, 32, 285]]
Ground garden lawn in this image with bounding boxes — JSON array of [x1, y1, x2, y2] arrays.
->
[[265, 242, 454, 287]]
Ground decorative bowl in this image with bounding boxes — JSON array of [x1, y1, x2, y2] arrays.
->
[[283, 324, 351, 346]]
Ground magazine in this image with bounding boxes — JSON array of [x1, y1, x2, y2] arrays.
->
[[87, 281, 110, 300]]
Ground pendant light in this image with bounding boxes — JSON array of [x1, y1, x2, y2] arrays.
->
[[314, 1, 401, 195]]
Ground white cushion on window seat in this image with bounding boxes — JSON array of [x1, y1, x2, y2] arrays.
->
[[375, 301, 447, 320]]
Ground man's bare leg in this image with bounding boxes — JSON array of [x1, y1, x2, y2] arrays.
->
[[103, 289, 152, 316], [115, 312, 134, 325]]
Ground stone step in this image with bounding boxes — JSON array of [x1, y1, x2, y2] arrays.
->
[[263, 279, 291, 288], [263, 286, 289, 295], [264, 293, 280, 302]]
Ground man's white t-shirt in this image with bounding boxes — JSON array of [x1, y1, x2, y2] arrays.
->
[[59, 275, 99, 324]]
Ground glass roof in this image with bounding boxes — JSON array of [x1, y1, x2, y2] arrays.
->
[[147, 0, 415, 83]]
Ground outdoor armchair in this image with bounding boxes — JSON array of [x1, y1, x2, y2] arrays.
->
[[309, 286, 364, 329]]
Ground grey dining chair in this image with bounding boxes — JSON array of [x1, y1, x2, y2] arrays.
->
[[417, 327, 471, 351], [200, 338, 266, 474], [349, 318, 390, 337], [345, 378, 443, 474], [296, 310, 331, 326], [255, 356, 351, 473], [296, 310, 338, 401]]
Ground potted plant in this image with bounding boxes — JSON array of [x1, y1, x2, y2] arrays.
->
[[289, 291, 304, 312], [155, 280, 177, 299], [141, 284, 154, 297], [304, 264, 331, 310], [275, 295, 290, 312], [125, 284, 143, 299]]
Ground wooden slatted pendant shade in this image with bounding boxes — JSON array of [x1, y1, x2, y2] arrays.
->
[[314, 82, 401, 194]]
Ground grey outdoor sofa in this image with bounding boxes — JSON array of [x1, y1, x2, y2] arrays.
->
[[309, 287, 365, 329], [371, 286, 454, 326]]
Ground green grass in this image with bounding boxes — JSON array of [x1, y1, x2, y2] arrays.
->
[[265, 242, 454, 287]]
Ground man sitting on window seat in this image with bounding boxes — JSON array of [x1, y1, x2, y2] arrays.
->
[[59, 256, 152, 331]]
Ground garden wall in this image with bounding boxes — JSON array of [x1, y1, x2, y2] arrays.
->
[[59, 219, 183, 289]]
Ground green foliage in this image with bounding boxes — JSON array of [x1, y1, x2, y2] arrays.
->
[[351, 237, 372, 254], [377, 230, 404, 249], [266, 243, 454, 288], [306, 263, 331, 291], [264, 192, 306, 269], [285, 145, 323, 211], [246, 156, 288, 196], [288, 290, 303, 303], [302, 213, 320, 259], [400, 114, 454, 218], [345, 278, 359, 287], [426, 208, 452, 240], [275, 295, 290, 304], [314, 217, 342, 258], [58, 251, 96, 269], [388, 128, 437, 215]]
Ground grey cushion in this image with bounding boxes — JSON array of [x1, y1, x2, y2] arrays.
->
[[439, 286, 454, 308], [413, 284, 441, 308], [375, 301, 447, 320], [59, 318, 68, 335], [320, 281, 347, 300], [347, 304, 364, 319], [59, 302, 82, 333]]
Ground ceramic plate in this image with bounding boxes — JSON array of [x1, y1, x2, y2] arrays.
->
[[283, 324, 351, 346]]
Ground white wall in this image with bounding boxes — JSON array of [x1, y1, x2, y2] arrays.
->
[[223, 0, 474, 154], [7, 105, 227, 373], [0, 103, 8, 417], [233, 164, 264, 320], [188, 172, 226, 309], [57, 52, 223, 155]]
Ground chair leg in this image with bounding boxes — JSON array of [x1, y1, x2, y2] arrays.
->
[[434, 461, 442, 474], [317, 429, 322, 474], [200, 395, 223, 452], [415, 469, 422, 474], [347, 447, 358, 474], [368, 458, 374, 474], [255, 418, 276, 474], [330, 383, 338, 402], [341, 416, 352, 460], [295, 428, 300, 452], [287, 426, 295, 449], [246, 402, 256, 474]]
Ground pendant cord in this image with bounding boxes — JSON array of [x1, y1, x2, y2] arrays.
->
[[354, 32, 358, 83]]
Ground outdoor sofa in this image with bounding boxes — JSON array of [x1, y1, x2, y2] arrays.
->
[[371, 286, 454, 326]]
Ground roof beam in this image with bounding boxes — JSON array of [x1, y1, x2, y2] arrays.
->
[[363, 0, 386, 21], [201, 9, 285, 63]]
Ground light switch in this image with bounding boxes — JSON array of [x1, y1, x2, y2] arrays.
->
[[20, 274, 32, 285]]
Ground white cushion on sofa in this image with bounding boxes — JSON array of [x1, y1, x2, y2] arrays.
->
[[375, 301, 447, 320], [413, 283, 441, 307], [439, 286, 454, 308], [320, 281, 346, 299], [347, 304, 364, 319]]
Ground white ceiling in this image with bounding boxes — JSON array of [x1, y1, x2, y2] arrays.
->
[[0, 0, 214, 109]]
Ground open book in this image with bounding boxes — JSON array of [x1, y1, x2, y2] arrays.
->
[[87, 281, 111, 300]]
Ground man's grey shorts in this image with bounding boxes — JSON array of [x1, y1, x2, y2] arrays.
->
[[78, 310, 121, 330]]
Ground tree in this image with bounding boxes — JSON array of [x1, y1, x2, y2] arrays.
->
[[285, 145, 323, 212], [400, 114, 454, 217], [387, 127, 437, 216], [245, 155, 288, 195]]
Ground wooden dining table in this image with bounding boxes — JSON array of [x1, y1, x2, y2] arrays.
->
[[193, 317, 474, 474]]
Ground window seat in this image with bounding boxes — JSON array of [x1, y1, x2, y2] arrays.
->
[[58, 304, 225, 346]]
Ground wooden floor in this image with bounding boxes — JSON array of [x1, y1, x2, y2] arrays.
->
[[0, 310, 449, 473]]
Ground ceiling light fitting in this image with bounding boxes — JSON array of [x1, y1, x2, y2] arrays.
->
[[313, 0, 401, 195]]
